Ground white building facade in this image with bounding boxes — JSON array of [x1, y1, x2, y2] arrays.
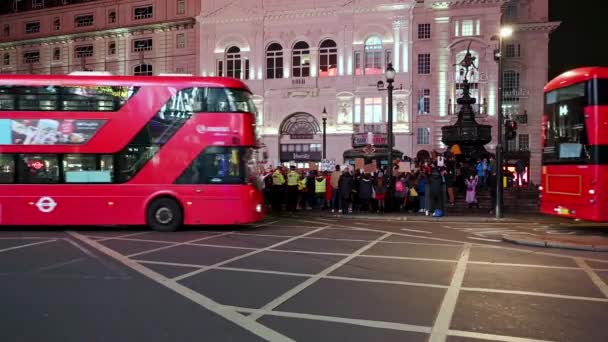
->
[[198, 0, 557, 183]]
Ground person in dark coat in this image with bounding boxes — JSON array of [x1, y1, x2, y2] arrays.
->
[[358, 173, 374, 212], [428, 166, 444, 215], [338, 170, 354, 215]]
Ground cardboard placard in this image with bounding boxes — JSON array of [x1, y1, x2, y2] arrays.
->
[[398, 161, 410, 173], [354, 158, 365, 171], [363, 163, 376, 174]]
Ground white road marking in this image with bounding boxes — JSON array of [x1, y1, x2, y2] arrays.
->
[[575, 258, 608, 299], [171, 226, 329, 282], [252, 220, 282, 228], [467, 237, 502, 242], [126, 232, 236, 258], [95, 231, 151, 242], [0, 239, 57, 254], [400, 228, 432, 234], [461, 287, 608, 303], [448, 329, 554, 342], [247, 232, 392, 321], [325, 275, 449, 289], [429, 243, 471, 342], [228, 306, 432, 334], [68, 231, 295, 342], [468, 261, 581, 270], [0, 237, 55, 240]]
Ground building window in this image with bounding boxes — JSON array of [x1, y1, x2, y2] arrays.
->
[[266, 43, 283, 79], [319, 39, 337, 77], [364, 97, 383, 124], [417, 53, 431, 74], [3, 53, 9, 66], [53, 48, 61, 60], [134, 63, 153, 76], [133, 38, 153, 52], [503, 70, 520, 101], [108, 42, 116, 55], [504, 4, 518, 22], [177, 0, 186, 15], [354, 97, 361, 123], [385, 49, 392, 69], [53, 17, 61, 31], [133, 5, 153, 20], [418, 23, 431, 39], [32, 0, 44, 9], [417, 127, 430, 145], [25, 21, 40, 34], [176, 33, 186, 49], [461, 20, 474, 36], [216, 60, 223, 77], [505, 43, 521, 58], [364, 36, 383, 75], [108, 11, 116, 23], [506, 136, 517, 151], [75, 14, 94, 27], [354, 51, 362, 76], [292, 41, 310, 78], [225, 46, 242, 79], [175, 66, 186, 73], [74, 45, 94, 58], [418, 89, 430, 115], [244, 59, 250, 80], [518, 134, 530, 151], [23, 51, 40, 64], [3, 24, 9, 37]]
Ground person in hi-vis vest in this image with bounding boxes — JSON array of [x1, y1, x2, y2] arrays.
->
[[271, 167, 285, 212], [314, 172, 327, 209], [286, 166, 300, 212]]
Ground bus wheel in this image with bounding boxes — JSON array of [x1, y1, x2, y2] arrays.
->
[[147, 198, 183, 232]]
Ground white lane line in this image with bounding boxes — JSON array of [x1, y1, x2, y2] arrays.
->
[[324, 275, 449, 289], [171, 226, 329, 282], [429, 243, 471, 342], [448, 329, 554, 342], [0, 239, 57, 254], [461, 287, 608, 303], [252, 220, 282, 228], [126, 232, 235, 258], [68, 231, 295, 342], [575, 258, 608, 299], [95, 231, 151, 242], [136, 260, 205, 268], [228, 306, 432, 334], [217, 266, 312, 278], [468, 261, 581, 270], [0, 237, 55, 240], [92, 237, 176, 245], [247, 232, 392, 321], [360, 254, 457, 263], [467, 237, 502, 242], [400, 228, 432, 234]]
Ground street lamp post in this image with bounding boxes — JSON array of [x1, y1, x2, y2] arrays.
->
[[321, 107, 328, 159], [385, 63, 396, 186], [495, 25, 513, 219]]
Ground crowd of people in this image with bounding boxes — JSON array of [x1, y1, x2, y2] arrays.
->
[[261, 153, 512, 217]]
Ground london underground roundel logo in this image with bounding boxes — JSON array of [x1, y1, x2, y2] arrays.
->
[[35, 197, 57, 213]]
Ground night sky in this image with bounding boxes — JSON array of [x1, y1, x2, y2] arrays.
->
[[549, 0, 608, 78]]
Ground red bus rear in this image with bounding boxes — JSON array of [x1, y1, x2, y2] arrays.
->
[[0, 74, 264, 231], [540, 67, 608, 222]]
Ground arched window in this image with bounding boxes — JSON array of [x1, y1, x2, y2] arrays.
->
[[226, 46, 242, 79], [108, 11, 116, 23], [454, 50, 480, 100], [2, 53, 9, 66], [292, 41, 310, 78], [108, 42, 116, 55], [266, 43, 283, 79], [364, 36, 383, 75], [134, 63, 153, 76], [319, 39, 337, 77]]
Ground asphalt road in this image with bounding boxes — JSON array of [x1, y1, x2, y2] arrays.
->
[[1, 215, 607, 342]]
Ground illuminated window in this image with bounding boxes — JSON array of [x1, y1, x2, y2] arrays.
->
[[177, 0, 186, 15], [74, 45, 94, 58], [319, 39, 337, 77], [226, 46, 242, 79], [74, 14, 94, 28], [354, 97, 361, 123], [364, 36, 383, 75], [417, 127, 430, 145], [25, 21, 40, 34], [503, 70, 520, 101], [134, 63, 153, 76], [461, 20, 474, 36], [364, 97, 383, 123], [354, 51, 362, 75], [518, 134, 529, 151], [417, 53, 430, 74], [133, 5, 153, 20], [266, 43, 283, 79], [292, 41, 310, 78], [176, 33, 186, 49], [418, 23, 431, 39], [133, 38, 153, 52], [418, 89, 430, 115]]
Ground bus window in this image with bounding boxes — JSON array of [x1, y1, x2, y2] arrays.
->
[[64, 154, 113, 183], [0, 154, 15, 183], [172, 88, 257, 114], [175, 147, 250, 185], [17, 154, 60, 184]]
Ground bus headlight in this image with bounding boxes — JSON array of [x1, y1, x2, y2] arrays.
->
[[589, 189, 596, 195], [255, 204, 262, 213], [538, 185, 544, 191]]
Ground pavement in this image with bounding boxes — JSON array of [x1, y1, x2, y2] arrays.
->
[[1, 215, 608, 342]]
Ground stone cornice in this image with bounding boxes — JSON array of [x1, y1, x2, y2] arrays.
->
[[0, 19, 195, 49], [515, 21, 561, 33], [428, 0, 506, 7]]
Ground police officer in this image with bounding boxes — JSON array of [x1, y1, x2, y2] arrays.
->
[[286, 165, 300, 212], [271, 166, 285, 212]]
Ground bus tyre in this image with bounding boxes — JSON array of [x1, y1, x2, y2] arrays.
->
[[147, 198, 182, 232]]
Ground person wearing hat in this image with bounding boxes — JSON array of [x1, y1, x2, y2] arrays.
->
[[271, 166, 285, 212], [286, 165, 300, 212]]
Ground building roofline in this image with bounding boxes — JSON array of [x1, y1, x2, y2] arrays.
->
[[514, 21, 561, 33]]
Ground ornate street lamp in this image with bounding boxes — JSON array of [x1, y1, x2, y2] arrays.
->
[[385, 63, 396, 184], [321, 107, 328, 159]]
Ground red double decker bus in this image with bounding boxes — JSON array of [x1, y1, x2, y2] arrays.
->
[[0, 74, 264, 231], [540, 67, 608, 222]]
